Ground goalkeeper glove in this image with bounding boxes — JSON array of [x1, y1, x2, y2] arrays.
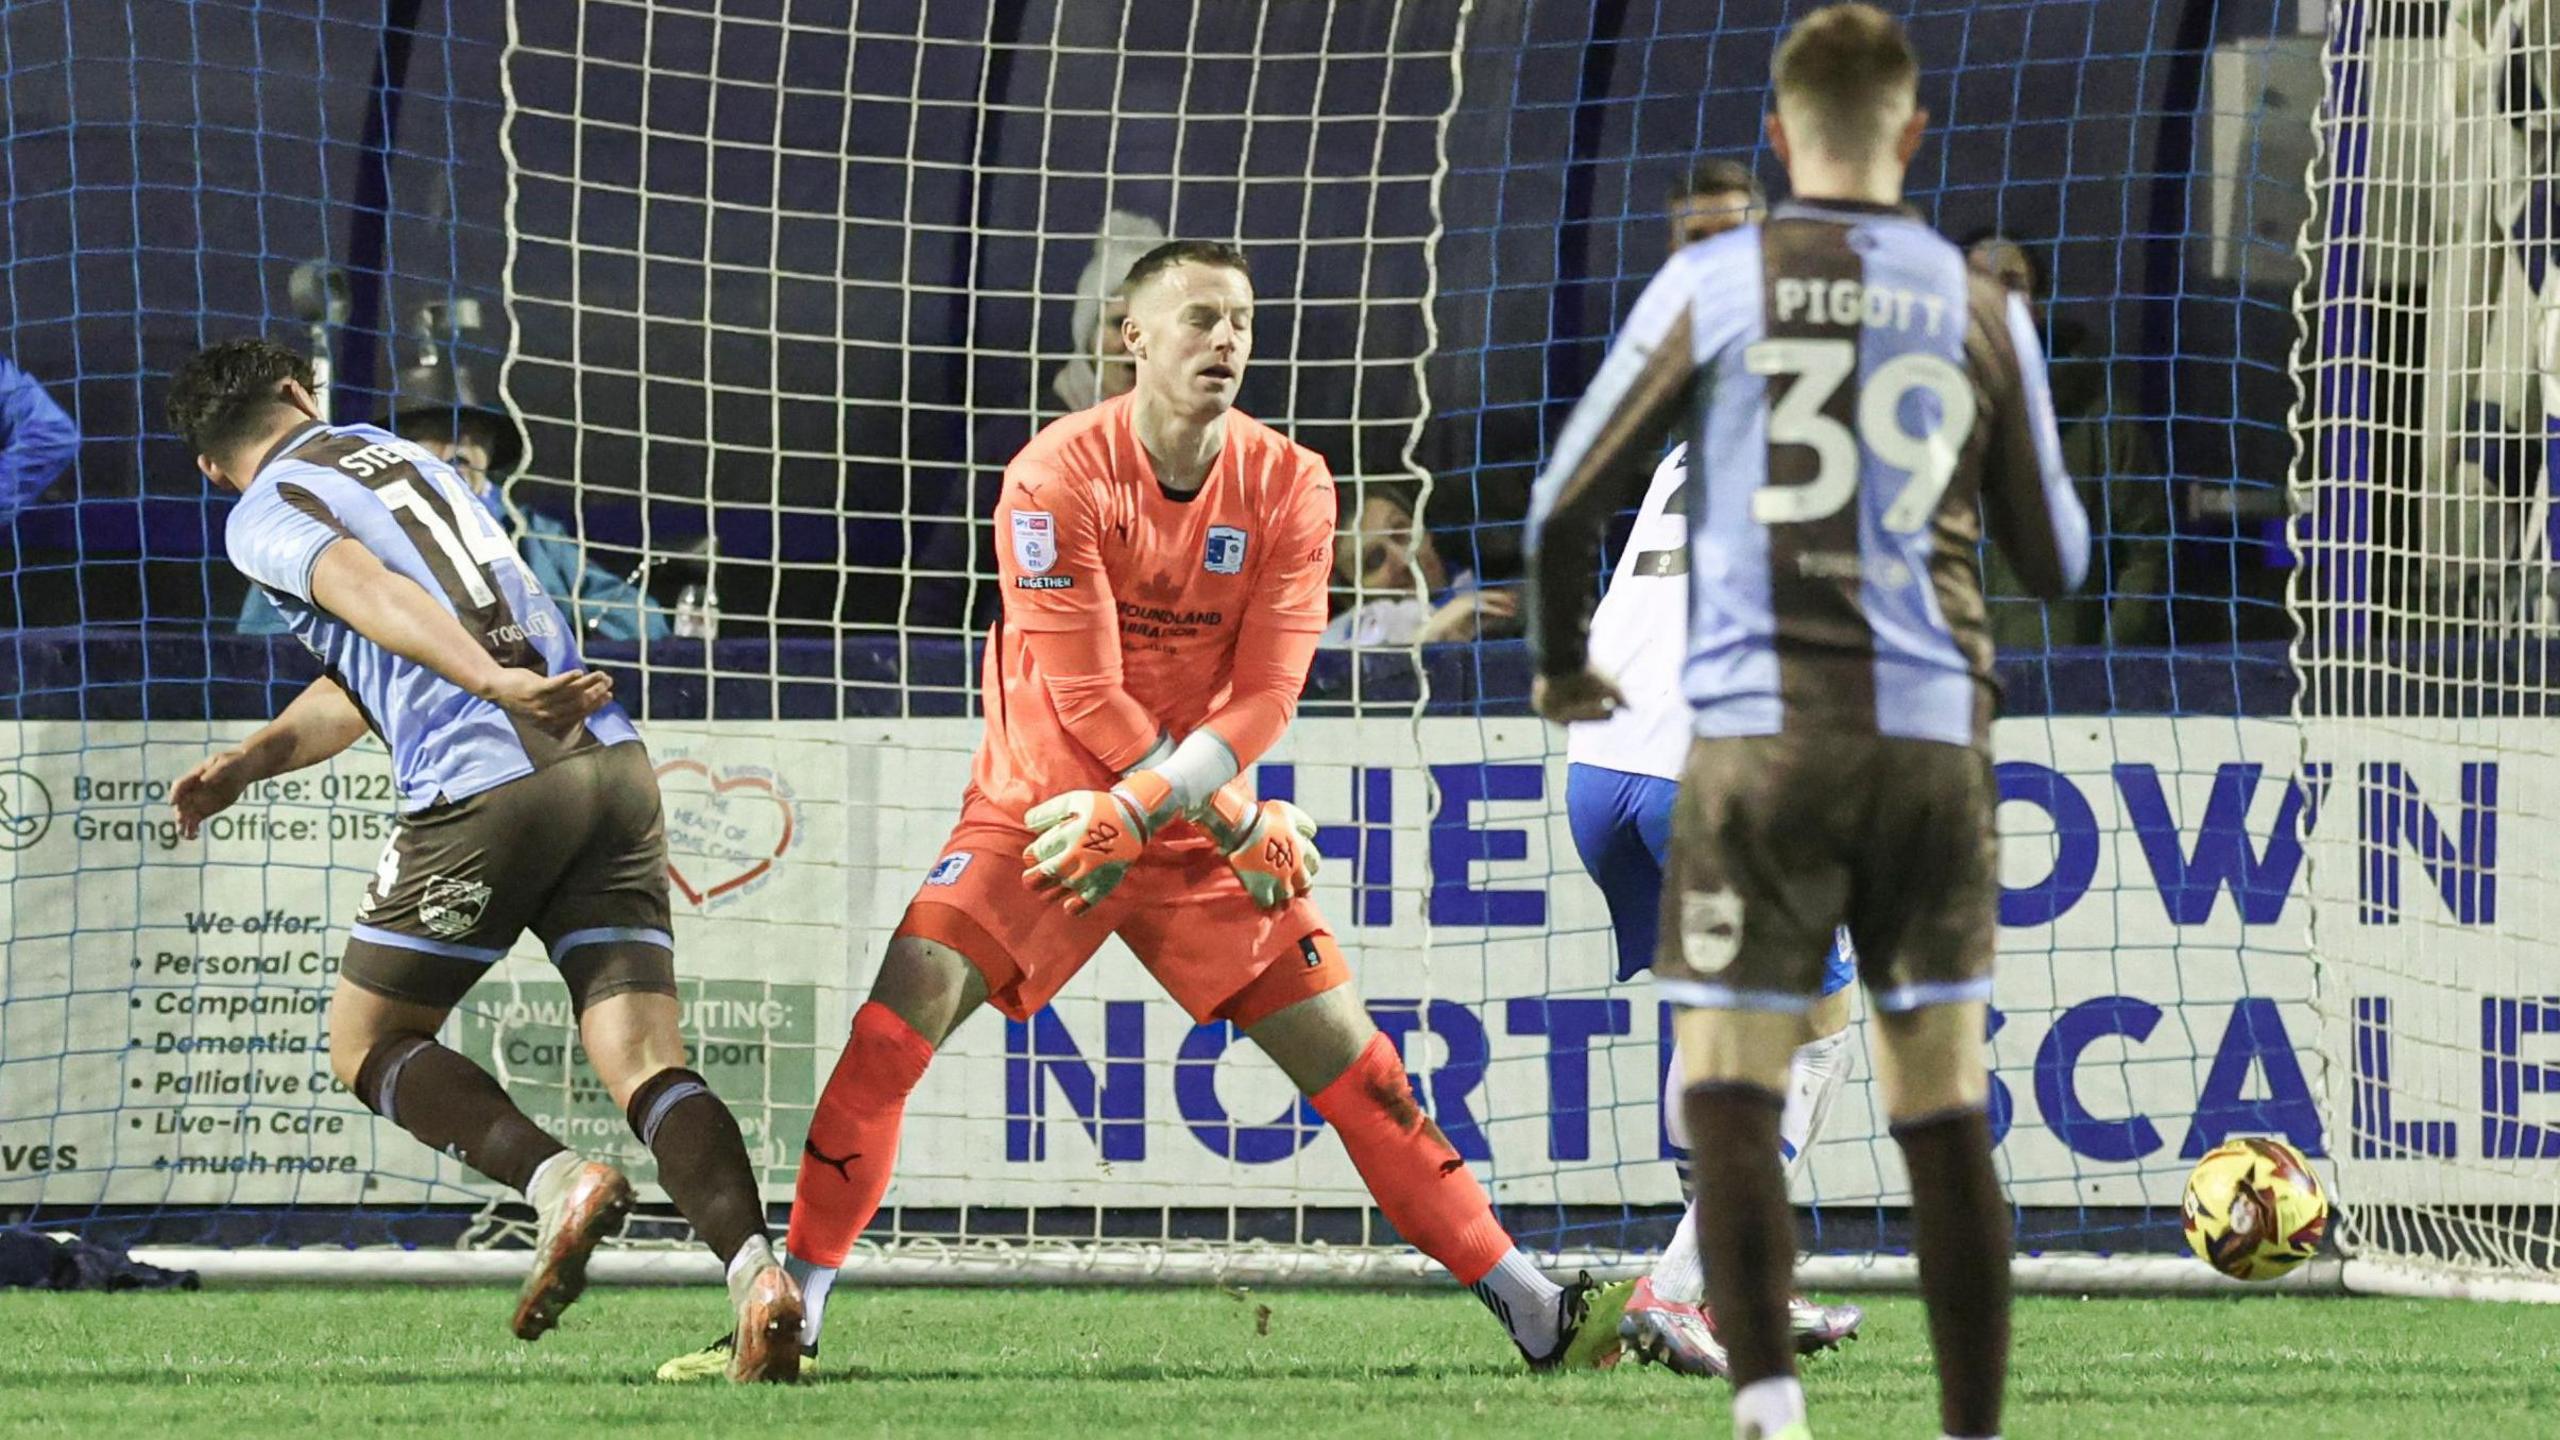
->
[[1020, 770, 1179, 915], [1193, 780, 1321, 910]]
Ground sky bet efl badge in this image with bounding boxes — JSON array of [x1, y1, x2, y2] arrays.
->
[[1205, 524, 1248, 575], [1012, 510, 1057, 574]]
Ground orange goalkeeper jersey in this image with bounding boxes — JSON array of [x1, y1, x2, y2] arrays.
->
[[972, 393, 1336, 830]]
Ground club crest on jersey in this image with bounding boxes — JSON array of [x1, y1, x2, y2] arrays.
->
[[1012, 510, 1057, 575], [925, 852, 973, 887], [419, 875, 492, 938], [1204, 525, 1248, 575]]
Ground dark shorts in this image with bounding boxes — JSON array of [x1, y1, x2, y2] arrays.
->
[[339, 740, 677, 1014], [1655, 733, 1998, 1015]]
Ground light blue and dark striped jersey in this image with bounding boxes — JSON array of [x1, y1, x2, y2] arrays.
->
[[1529, 199, 2091, 749], [224, 421, 636, 812]]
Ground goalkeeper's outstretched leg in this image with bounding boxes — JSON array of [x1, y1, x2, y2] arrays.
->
[[779, 935, 982, 1353], [1242, 983, 1633, 1370], [666, 901, 1634, 1380]]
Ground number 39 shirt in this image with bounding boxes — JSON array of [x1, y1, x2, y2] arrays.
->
[[223, 421, 633, 812], [1532, 198, 2090, 751]]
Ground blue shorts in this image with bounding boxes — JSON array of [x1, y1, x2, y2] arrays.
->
[[1565, 762, 1857, 992]]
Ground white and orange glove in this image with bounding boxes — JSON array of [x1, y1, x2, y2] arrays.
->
[[1192, 780, 1321, 910], [1020, 770, 1179, 915]]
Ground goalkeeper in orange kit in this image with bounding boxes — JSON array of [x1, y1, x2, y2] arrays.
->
[[658, 240, 1629, 1380]]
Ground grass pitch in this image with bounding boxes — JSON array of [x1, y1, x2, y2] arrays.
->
[[4, 1285, 2555, 1437]]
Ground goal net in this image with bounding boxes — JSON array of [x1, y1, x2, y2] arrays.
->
[[2288, 0, 2560, 1290], [10, 0, 2544, 1296]]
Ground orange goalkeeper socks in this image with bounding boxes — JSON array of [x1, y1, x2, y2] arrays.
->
[[784, 1001, 936, 1269], [1308, 1031, 1515, 1287]]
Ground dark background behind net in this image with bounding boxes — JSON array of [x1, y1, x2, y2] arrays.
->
[[0, 0, 2299, 658]]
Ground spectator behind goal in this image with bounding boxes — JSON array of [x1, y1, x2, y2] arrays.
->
[[1968, 233, 2171, 649], [1321, 486, 1519, 647]]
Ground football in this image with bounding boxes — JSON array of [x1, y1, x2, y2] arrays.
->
[[2182, 1137, 2331, 1281]]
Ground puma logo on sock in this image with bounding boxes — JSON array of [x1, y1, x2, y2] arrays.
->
[[803, 1139, 861, 1180]]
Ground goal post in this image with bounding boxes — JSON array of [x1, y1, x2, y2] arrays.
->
[[9, 0, 2558, 1300]]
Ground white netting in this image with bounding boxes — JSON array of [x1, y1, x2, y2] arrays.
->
[[482, 0, 1475, 1265], [2289, 0, 2560, 1283], [16, 0, 2556, 1301]]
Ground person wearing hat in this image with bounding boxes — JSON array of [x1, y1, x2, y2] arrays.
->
[[236, 398, 669, 643]]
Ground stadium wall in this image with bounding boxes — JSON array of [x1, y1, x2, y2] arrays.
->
[[4, 685, 2534, 1220]]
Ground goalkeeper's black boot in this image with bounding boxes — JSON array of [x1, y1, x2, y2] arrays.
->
[[1522, 1271, 1636, 1371]]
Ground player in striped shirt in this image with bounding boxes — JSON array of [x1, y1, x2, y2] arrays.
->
[[1526, 8, 2089, 1438], [1564, 157, 1865, 1379], [164, 339, 801, 1381]]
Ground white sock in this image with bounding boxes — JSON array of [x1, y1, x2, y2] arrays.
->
[[1779, 1029, 1853, 1185], [525, 1149, 578, 1202], [1650, 1197, 1707, 1304], [724, 1233, 775, 1287], [1662, 1038, 1692, 1151], [783, 1250, 837, 1350], [1733, 1375, 1807, 1439], [1470, 1248, 1563, 1356]]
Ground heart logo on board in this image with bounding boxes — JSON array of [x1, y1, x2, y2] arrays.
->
[[655, 758, 799, 909]]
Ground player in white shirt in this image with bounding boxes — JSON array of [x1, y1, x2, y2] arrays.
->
[[1561, 157, 1864, 1378]]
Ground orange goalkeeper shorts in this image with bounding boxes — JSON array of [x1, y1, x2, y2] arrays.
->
[[894, 802, 1348, 1027]]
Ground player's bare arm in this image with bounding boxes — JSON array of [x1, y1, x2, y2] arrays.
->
[[1533, 668, 1629, 725], [171, 675, 369, 838], [306, 536, 613, 735]]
